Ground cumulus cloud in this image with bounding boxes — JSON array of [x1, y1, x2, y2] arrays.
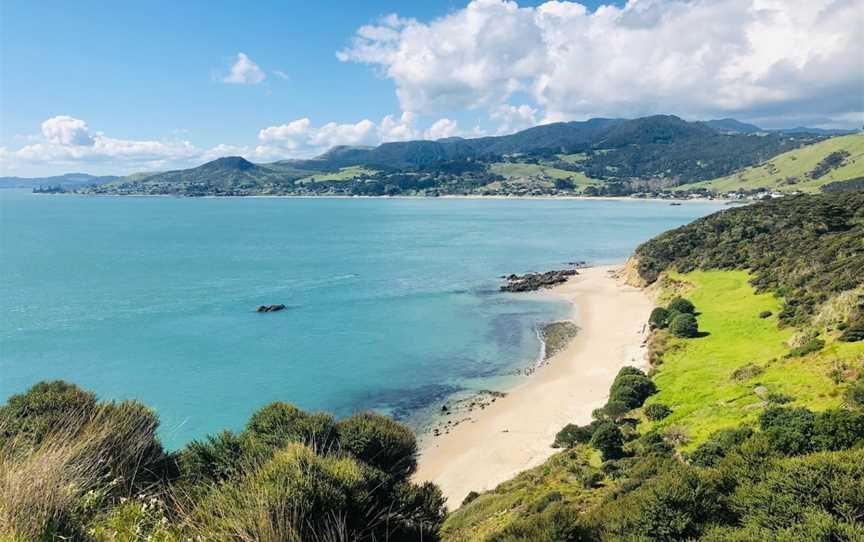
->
[[424, 118, 460, 140], [256, 113, 461, 156], [222, 52, 266, 85], [338, 0, 864, 128], [41, 115, 94, 146]]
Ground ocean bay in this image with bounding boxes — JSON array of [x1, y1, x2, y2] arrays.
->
[[0, 191, 723, 449]]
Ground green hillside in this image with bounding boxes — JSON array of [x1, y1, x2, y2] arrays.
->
[[684, 133, 864, 193], [442, 191, 864, 541]]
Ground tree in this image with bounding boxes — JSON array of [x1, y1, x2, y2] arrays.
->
[[645, 403, 673, 421], [667, 297, 696, 314], [590, 422, 624, 461], [759, 407, 816, 455], [649, 307, 670, 329], [812, 409, 864, 451], [554, 422, 596, 448], [670, 313, 699, 338]]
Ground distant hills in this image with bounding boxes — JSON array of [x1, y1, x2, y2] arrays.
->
[[685, 132, 864, 194], [0, 172, 119, 189], [11, 116, 860, 197]]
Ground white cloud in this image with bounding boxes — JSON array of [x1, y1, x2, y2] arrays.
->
[[41, 115, 94, 146], [491, 103, 538, 134], [424, 118, 460, 140], [222, 52, 266, 85], [379, 111, 418, 141], [338, 0, 864, 128], [273, 70, 289, 80]]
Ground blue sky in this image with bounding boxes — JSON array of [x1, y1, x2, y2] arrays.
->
[[1, 0, 860, 176]]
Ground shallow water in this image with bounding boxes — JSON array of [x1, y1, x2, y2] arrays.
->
[[0, 191, 724, 448]]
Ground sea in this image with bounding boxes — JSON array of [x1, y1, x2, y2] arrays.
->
[[0, 190, 725, 449]]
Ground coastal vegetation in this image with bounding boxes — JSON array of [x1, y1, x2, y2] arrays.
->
[[0, 383, 446, 541], [441, 190, 864, 540]]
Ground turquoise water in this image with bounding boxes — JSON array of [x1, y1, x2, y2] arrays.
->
[[0, 191, 724, 449]]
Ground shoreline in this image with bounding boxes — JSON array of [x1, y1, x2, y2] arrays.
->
[[413, 265, 652, 509], [26, 191, 730, 204]]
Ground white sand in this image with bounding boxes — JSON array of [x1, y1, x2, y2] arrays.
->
[[413, 265, 652, 509]]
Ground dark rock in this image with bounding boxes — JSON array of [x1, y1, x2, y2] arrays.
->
[[257, 304, 286, 313], [500, 269, 578, 293]]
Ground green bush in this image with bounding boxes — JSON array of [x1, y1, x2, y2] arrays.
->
[[553, 423, 596, 448], [811, 409, 864, 451], [644, 403, 672, 421], [246, 401, 337, 451], [689, 427, 754, 467], [461, 491, 480, 506], [847, 378, 864, 409], [648, 307, 670, 329], [760, 407, 816, 455], [667, 297, 696, 314], [785, 338, 825, 358], [0, 380, 97, 447], [590, 422, 624, 461], [669, 313, 699, 338], [602, 400, 632, 419], [838, 320, 864, 342], [336, 411, 418, 479]]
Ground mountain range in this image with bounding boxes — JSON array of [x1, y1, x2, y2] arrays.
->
[[7, 116, 860, 197]]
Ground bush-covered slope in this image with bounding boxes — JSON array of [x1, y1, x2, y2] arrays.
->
[[634, 190, 864, 327], [684, 132, 864, 194]]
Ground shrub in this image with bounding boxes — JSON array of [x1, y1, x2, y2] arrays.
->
[[617, 366, 647, 378], [839, 320, 864, 342], [730, 363, 764, 382], [591, 422, 624, 461], [649, 307, 670, 329], [759, 407, 816, 455], [0, 380, 97, 448], [580, 469, 605, 489], [246, 402, 337, 452], [689, 427, 754, 467], [337, 412, 418, 479], [595, 466, 723, 541], [601, 400, 632, 419], [667, 297, 696, 314], [553, 423, 595, 448], [669, 313, 699, 338], [644, 403, 672, 421], [179, 430, 255, 484], [847, 379, 864, 409], [608, 372, 657, 410], [785, 338, 825, 358], [461, 491, 480, 506], [811, 409, 864, 451], [758, 310, 773, 318], [766, 392, 793, 405]]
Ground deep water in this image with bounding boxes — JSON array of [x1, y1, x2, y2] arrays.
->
[[0, 191, 724, 448]]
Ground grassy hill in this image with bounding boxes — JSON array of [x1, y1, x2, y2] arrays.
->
[[683, 132, 864, 193]]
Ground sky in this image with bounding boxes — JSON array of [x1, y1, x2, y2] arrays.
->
[[1, 0, 862, 177]]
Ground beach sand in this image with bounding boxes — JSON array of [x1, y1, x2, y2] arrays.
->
[[413, 265, 652, 509]]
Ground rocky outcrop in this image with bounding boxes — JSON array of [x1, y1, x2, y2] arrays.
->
[[256, 304, 286, 313], [500, 269, 577, 292]]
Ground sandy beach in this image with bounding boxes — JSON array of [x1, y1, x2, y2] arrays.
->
[[414, 265, 652, 509]]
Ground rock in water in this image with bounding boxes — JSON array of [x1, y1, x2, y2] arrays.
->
[[257, 304, 286, 313], [500, 269, 578, 292]]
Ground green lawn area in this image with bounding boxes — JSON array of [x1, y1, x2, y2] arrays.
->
[[488, 162, 600, 191], [557, 153, 588, 163], [683, 133, 864, 193], [297, 166, 376, 183], [643, 270, 861, 448]]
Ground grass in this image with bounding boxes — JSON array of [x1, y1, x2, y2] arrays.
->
[[683, 133, 864, 193], [556, 153, 588, 164], [642, 270, 863, 449], [297, 166, 377, 184], [488, 162, 600, 192]]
